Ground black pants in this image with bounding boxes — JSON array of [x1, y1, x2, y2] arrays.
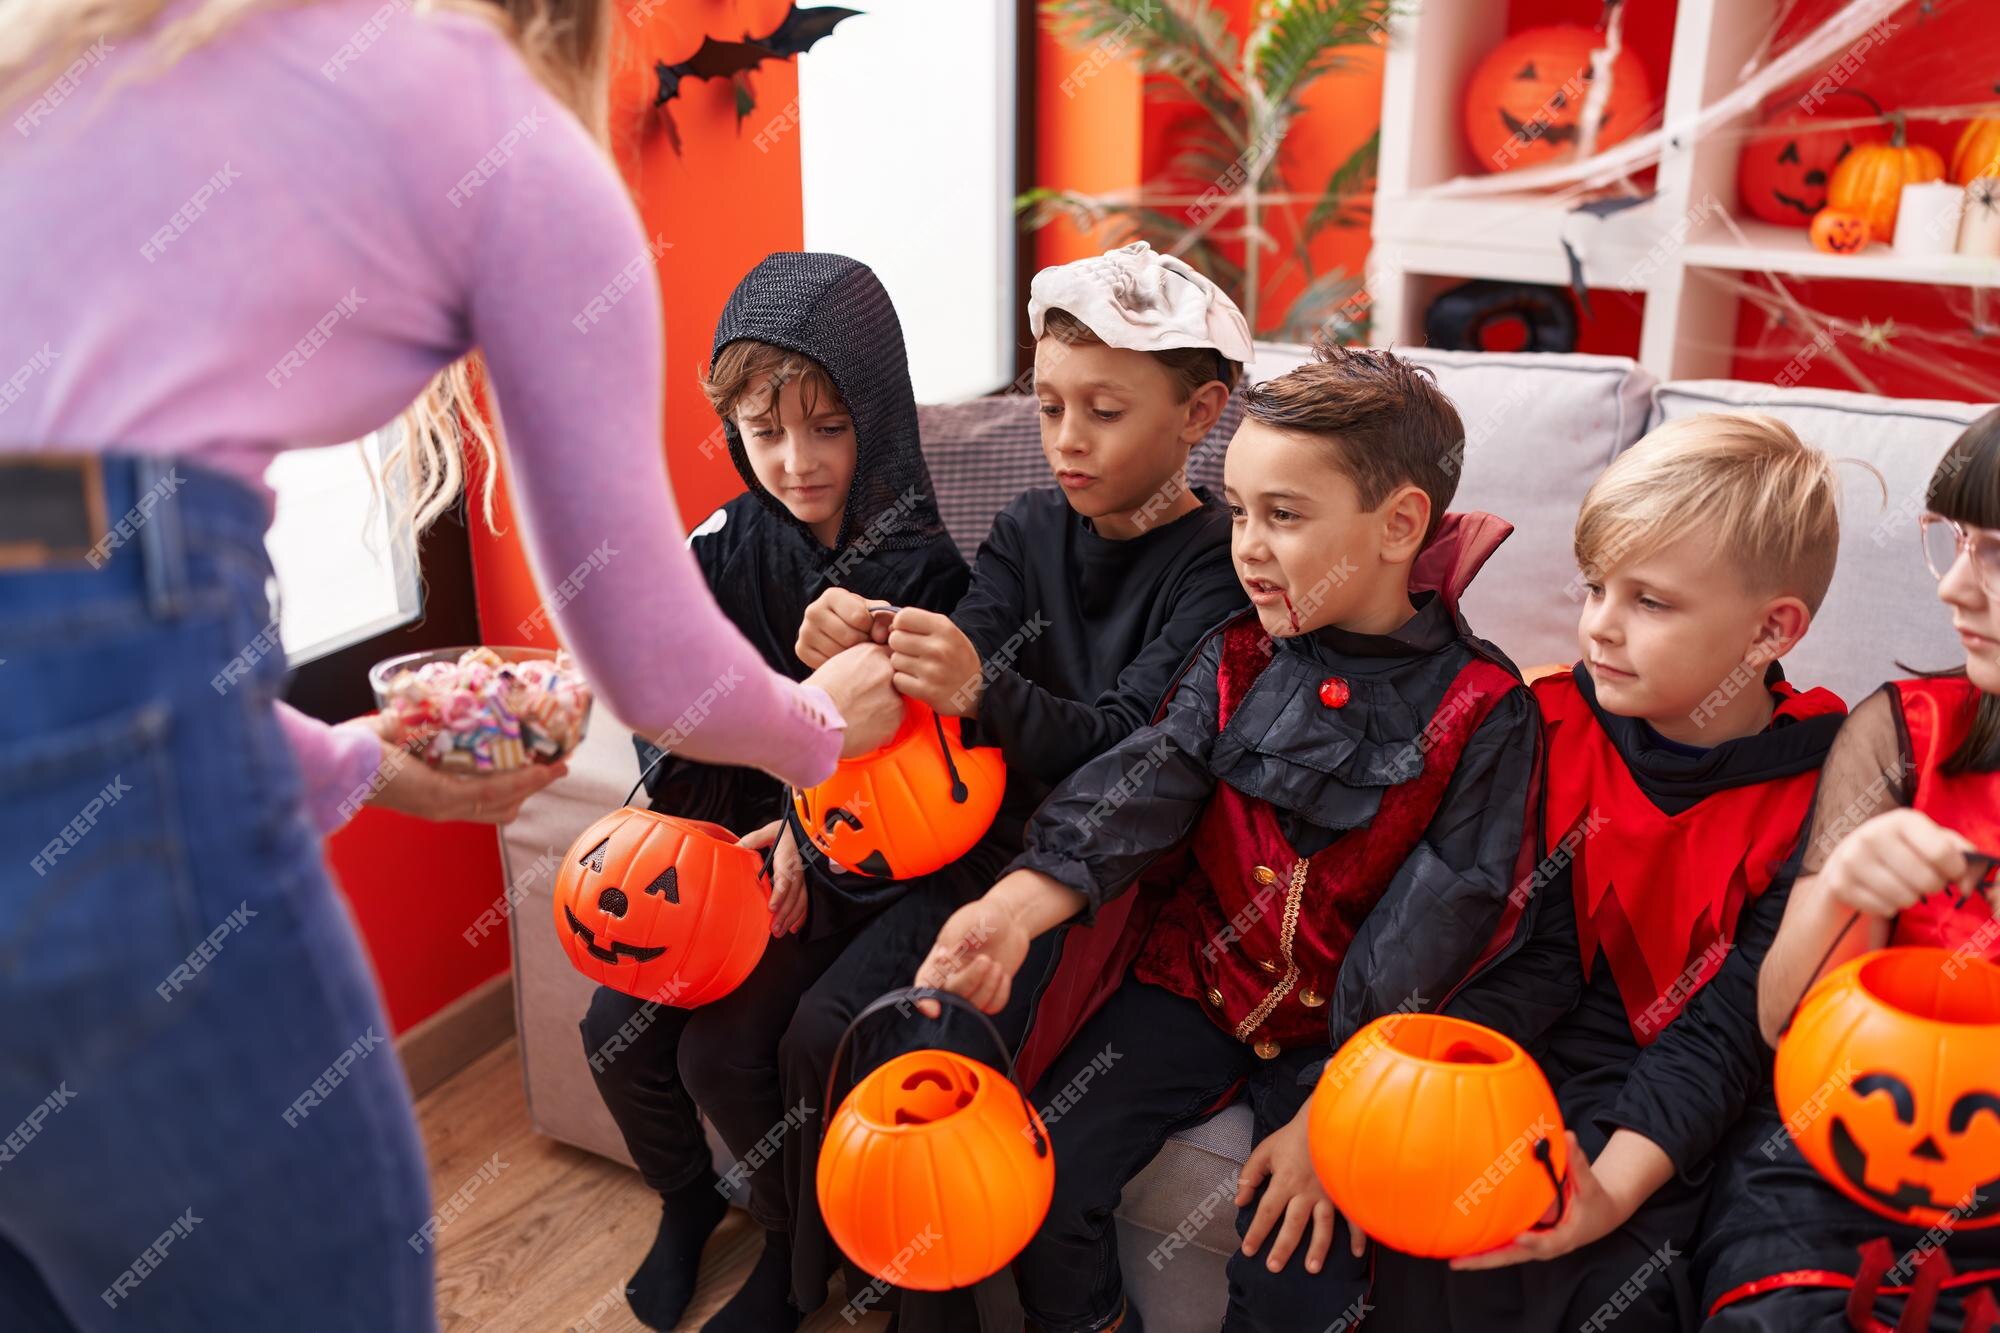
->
[[1368, 1154, 1702, 1333], [1013, 978, 1366, 1333], [778, 838, 1045, 1328], [580, 921, 858, 1229]]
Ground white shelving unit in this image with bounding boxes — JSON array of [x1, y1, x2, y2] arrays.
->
[[1365, 0, 1998, 379]]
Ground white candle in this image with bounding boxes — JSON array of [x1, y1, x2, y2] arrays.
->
[[1894, 181, 1966, 257], [1960, 177, 2000, 259]]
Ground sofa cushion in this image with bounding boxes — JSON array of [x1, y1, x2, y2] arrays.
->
[[1248, 344, 1657, 670], [1649, 381, 1996, 707]]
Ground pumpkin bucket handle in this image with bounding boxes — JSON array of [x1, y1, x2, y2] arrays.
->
[[1526, 1135, 1570, 1232], [821, 986, 1050, 1159]]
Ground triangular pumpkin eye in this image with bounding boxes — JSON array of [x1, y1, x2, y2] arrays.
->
[[579, 837, 610, 874], [643, 864, 679, 903], [1836, 143, 1853, 163], [1514, 61, 1539, 80], [1779, 142, 1801, 164]]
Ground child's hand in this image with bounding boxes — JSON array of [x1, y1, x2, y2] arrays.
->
[[797, 589, 888, 669], [358, 713, 566, 824], [1237, 1107, 1360, 1274], [738, 819, 809, 936], [1818, 808, 1977, 918], [1450, 1132, 1644, 1270], [912, 897, 1033, 1014], [886, 608, 985, 716]]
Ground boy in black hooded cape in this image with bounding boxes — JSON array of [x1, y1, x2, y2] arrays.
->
[[578, 252, 969, 1332]]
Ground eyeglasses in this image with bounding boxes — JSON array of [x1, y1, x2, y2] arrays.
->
[[1921, 515, 2000, 597]]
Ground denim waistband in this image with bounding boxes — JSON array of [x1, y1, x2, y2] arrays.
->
[[0, 455, 274, 625]]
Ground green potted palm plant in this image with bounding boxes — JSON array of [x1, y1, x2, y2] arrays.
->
[[1021, 0, 1396, 341]]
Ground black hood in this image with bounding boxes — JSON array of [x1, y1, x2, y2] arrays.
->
[[712, 252, 947, 553]]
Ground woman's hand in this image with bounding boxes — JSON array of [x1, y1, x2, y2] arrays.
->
[[1817, 808, 1977, 918], [797, 588, 890, 669], [886, 607, 985, 717], [1449, 1130, 1666, 1270], [1236, 1107, 1359, 1274], [358, 713, 566, 824], [805, 644, 903, 758], [739, 819, 808, 937]]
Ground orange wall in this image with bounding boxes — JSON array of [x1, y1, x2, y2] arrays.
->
[[329, 10, 806, 1034]]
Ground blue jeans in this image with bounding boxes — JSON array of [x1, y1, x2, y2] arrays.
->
[[0, 458, 435, 1331]]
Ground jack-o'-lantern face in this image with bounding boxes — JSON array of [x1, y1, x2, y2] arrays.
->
[[792, 698, 1006, 881], [1739, 92, 1892, 228], [551, 808, 770, 1005], [1827, 1073, 2000, 1222], [1777, 949, 2000, 1228], [1811, 208, 1872, 255], [1464, 26, 1653, 174]]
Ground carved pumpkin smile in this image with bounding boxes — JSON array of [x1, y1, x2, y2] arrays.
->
[[1829, 1095, 2000, 1221], [561, 903, 668, 965]]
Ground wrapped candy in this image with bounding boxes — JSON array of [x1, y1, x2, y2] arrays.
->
[[376, 647, 593, 772]]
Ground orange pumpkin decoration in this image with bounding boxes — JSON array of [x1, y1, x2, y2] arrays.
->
[[1308, 1013, 1569, 1258], [816, 989, 1054, 1290], [1775, 948, 2000, 1229], [1828, 112, 1946, 242], [792, 697, 1005, 880], [1738, 91, 1891, 228], [1463, 26, 1653, 174], [1810, 208, 1872, 255], [552, 808, 769, 1005], [1951, 119, 2000, 186]]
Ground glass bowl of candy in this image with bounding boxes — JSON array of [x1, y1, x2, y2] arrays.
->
[[369, 645, 594, 772]]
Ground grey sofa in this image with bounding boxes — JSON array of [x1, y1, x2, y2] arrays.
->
[[504, 345, 1994, 1330]]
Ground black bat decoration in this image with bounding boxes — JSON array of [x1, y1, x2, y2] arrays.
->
[[651, 5, 862, 110]]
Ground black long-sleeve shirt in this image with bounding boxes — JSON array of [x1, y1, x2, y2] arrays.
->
[[953, 487, 1248, 821]]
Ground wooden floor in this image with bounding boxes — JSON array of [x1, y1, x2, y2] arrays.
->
[[416, 1037, 889, 1333]]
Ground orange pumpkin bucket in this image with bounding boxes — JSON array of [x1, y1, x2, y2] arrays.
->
[[791, 697, 1005, 880], [551, 807, 770, 1006], [815, 988, 1054, 1291], [1307, 1013, 1568, 1258], [1775, 948, 2000, 1229]]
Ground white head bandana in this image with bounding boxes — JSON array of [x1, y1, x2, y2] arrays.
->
[[1027, 241, 1253, 364]]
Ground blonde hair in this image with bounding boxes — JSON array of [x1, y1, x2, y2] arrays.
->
[[1575, 412, 1843, 613], [1, 0, 613, 536]]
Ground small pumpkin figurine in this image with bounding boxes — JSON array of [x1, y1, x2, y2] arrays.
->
[[1308, 1013, 1569, 1258], [816, 989, 1054, 1290], [1463, 25, 1653, 173], [1810, 208, 1872, 255], [1775, 948, 2000, 1229], [1828, 111, 1946, 241], [1951, 118, 2000, 186], [1738, 90, 1891, 228], [792, 696, 1005, 880], [552, 807, 770, 1005]]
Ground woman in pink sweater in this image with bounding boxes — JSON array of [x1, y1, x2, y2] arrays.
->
[[0, 2, 899, 1327]]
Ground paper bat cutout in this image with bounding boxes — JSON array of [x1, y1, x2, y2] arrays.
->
[[652, 5, 862, 109]]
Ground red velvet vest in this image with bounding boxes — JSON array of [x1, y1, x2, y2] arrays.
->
[[1889, 677, 2000, 953], [1536, 670, 1844, 1045], [1129, 616, 1520, 1054]]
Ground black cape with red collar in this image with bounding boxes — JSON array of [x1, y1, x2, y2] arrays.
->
[[1012, 512, 1545, 1092]]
